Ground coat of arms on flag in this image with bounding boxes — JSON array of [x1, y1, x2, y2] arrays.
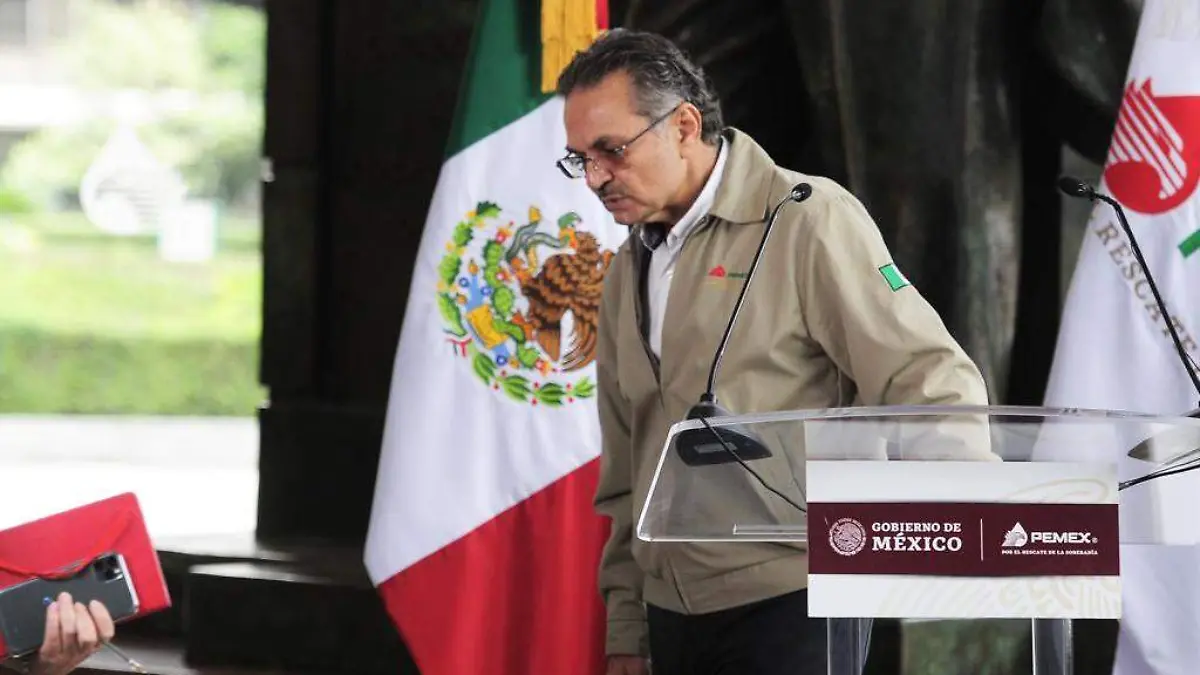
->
[[438, 202, 614, 406]]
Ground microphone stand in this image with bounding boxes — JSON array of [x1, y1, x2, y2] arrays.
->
[[1058, 176, 1200, 489], [1057, 176, 1200, 407], [1094, 191, 1200, 404]]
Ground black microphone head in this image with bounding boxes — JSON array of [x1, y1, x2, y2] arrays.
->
[[790, 183, 813, 202], [1056, 175, 1095, 199]]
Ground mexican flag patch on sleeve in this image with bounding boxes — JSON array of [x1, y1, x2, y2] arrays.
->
[[878, 263, 910, 292]]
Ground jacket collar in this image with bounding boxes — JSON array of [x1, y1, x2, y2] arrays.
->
[[630, 127, 778, 251], [708, 127, 779, 225]]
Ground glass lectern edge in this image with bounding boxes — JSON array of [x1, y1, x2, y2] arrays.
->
[[661, 404, 1200, 434]]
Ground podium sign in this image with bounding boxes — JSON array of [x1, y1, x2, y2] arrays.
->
[[637, 405, 1200, 675], [805, 461, 1120, 619]]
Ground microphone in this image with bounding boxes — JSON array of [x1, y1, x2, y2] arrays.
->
[[1056, 175, 1200, 403], [1055, 175, 1094, 200], [1058, 175, 1200, 492], [674, 183, 814, 519]]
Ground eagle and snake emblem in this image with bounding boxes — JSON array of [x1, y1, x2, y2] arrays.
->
[[437, 202, 615, 406]]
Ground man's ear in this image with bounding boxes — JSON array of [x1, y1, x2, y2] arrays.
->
[[675, 102, 704, 146]]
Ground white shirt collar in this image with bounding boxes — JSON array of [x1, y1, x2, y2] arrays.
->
[[636, 138, 728, 252]]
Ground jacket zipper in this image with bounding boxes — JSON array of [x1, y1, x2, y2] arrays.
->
[[631, 223, 718, 615], [631, 239, 662, 383]]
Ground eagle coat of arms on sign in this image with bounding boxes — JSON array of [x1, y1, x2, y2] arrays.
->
[[437, 201, 615, 406]]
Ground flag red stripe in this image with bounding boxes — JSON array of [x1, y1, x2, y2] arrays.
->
[[596, 0, 608, 30], [377, 459, 608, 675]]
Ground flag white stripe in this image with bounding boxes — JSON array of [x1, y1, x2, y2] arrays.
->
[[364, 97, 627, 584]]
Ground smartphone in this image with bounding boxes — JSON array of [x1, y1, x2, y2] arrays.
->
[[0, 552, 139, 658]]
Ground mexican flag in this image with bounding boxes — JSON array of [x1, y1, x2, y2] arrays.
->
[[1043, 1, 1200, 672], [363, 0, 626, 673]]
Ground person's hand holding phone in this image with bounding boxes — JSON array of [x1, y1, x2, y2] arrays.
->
[[30, 593, 114, 675]]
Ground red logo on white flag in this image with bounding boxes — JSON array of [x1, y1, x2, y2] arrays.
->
[[1104, 79, 1200, 215]]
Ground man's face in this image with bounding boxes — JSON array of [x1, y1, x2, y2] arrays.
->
[[562, 71, 686, 226]]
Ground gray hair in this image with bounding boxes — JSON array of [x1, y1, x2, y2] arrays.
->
[[556, 28, 724, 145]]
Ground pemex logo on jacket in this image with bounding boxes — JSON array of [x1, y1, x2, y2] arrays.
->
[[437, 201, 615, 406], [1104, 79, 1200, 218]]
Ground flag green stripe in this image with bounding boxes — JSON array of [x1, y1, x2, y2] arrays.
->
[[443, 0, 552, 158], [1180, 229, 1200, 259]]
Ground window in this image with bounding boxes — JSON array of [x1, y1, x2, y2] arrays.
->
[[0, 0, 265, 540]]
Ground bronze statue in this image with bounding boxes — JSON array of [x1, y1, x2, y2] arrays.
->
[[615, 0, 1140, 404]]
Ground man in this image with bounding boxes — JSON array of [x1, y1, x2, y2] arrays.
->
[[555, 29, 990, 675], [1, 594, 115, 675]]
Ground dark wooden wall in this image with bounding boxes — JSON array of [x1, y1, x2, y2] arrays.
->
[[256, 0, 479, 544]]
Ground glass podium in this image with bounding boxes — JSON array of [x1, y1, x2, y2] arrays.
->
[[635, 405, 1200, 675]]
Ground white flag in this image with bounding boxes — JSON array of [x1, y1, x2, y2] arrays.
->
[[1043, 1, 1200, 673]]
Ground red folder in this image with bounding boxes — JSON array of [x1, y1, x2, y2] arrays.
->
[[0, 492, 171, 658]]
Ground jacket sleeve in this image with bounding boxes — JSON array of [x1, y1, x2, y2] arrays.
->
[[796, 186, 996, 458], [593, 254, 649, 656]]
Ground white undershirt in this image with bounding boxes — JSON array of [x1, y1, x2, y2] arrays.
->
[[647, 139, 729, 358]]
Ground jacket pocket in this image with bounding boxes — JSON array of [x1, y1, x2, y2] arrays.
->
[[669, 540, 803, 584]]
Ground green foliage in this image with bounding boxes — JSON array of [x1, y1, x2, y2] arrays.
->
[[0, 120, 109, 207], [61, 0, 207, 91], [476, 201, 501, 218], [0, 212, 261, 414], [200, 3, 266, 95], [0, 326, 262, 415], [0, 214, 259, 340], [515, 344, 540, 369], [482, 240, 504, 266], [60, 0, 263, 95], [498, 374, 531, 401], [533, 382, 566, 406], [0, 186, 35, 215], [460, 332, 592, 407], [451, 221, 473, 247], [438, 253, 461, 287], [150, 99, 264, 202], [470, 375, 573, 407], [492, 315, 525, 345], [469, 344, 496, 384], [482, 241, 505, 289], [492, 285, 515, 316], [437, 294, 466, 337], [573, 377, 596, 399]]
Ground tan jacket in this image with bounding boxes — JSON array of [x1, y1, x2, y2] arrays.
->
[[593, 128, 990, 656]]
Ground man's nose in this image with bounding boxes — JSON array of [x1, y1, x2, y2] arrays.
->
[[585, 163, 611, 191]]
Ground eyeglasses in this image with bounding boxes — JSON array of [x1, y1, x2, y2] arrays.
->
[[556, 104, 682, 179]]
